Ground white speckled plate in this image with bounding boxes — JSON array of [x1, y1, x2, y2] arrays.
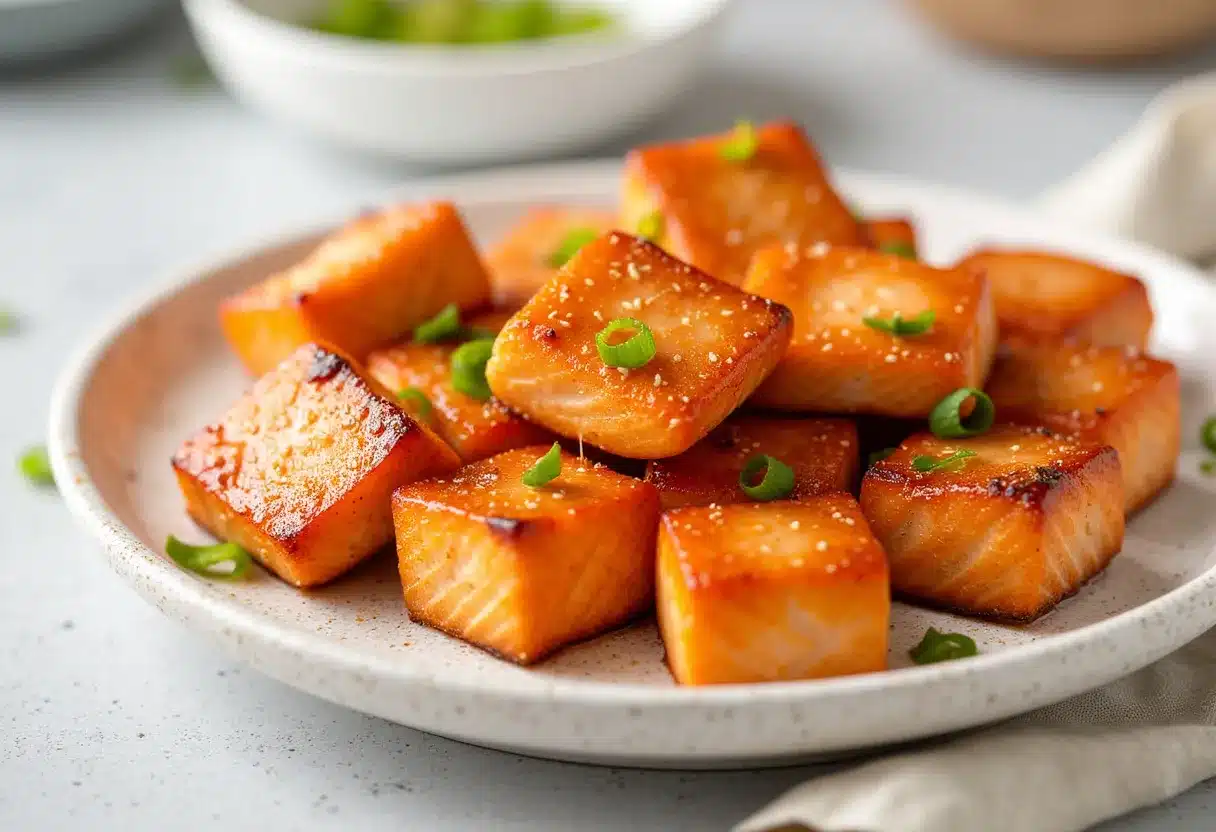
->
[[48, 161, 1216, 769]]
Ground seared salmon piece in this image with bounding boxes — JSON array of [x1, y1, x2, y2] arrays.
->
[[986, 341, 1179, 512], [366, 310, 553, 463], [657, 496, 889, 685], [645, 416, 859, 510], [485, 206, 618, 308], [486, 232, 793, 459], [863, 216, 918, 259], [172, 344, 461, 588], [620, 121, 865, 285], [859, 426, 1124, 621], [743, 244, 997, 417], [393, 446, 662, 664], [221, 202, 492, 376], [957, 248, 1152, 349]]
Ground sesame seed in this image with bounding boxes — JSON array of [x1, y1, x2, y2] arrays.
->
[[815, 540, 828, 551], [627, 263, 641, 280], [593, 310, 603, 321], [653, 373, 663, 387], [822, 343, 834, 352], [790, 520, 801, 530], [843, 517, 855, 526], [726, 357, 734, 365], [884, 354, 898, 363], [618, 367, 629, 376], [825, 563, 838, 574], [721, 309, 734, 317], [557, 319, 571, 328], [831, 511, 842, 519], [954, 304, 964, 314], [668, 418, 681, 428], [1092, 381, 1104, 392], [708, 352, 719, 363], [681, 316, 691, 325], [673, 354, 682, 362], [1010, 444, 1021, 452], [584, 278, 595, 286]]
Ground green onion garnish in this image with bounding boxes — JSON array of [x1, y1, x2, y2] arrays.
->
[[521, 442, 562, 488], [910, 627, 978, 664], [879, 240, 917, 260], [1202, 417, 1216, 454], [862, 309, 935, 337], [867, 447, 896, 468], [1201, 460, 1216, 476], [414, 303, 463, 343], [18, 445, 54, 488], [595, 317, 657, 369], [397, 387, 433, 419], [450, 338, 495, 400], [912, 449, 977, 473], [636, 210, 664, 242], [929, 388, 995, 439], [738, 454, 796, 501], [719, 120, 759, 162], [170, 54, 215, 89], [0, 307, 19, 335], [547, 226, 599, 268], [166, 535, 252, 580]]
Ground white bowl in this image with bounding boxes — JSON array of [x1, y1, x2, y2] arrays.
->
[[0, 0, 166, 62], [182, 0, 732, 164]]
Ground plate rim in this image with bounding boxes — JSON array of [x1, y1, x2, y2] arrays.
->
[[47, 158, 1216, 716]]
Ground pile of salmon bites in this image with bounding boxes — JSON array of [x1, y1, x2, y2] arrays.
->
[[171, 121, 1180, 685]]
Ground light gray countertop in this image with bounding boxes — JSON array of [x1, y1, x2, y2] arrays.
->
[[4, 1, 1216, 829]]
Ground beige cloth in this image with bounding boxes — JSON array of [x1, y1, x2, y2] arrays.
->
[[739, 73, 1216, 832]]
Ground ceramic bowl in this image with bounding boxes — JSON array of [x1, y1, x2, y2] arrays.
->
[[183, 0, 732, 164]]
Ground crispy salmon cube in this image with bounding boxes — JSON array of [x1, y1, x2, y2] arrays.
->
[[744, 244, 997, 417], [221, 202, 492, 376], [657, 496, 889, 685], [172, 344, 461, 588], [486, 232, 794, 459], [644, 416, 859, 510], [365, 311, 553, 464], [986, 341, 1179, 512], [957, 248, 1153, 349], [863, 216, 918, 258], [393, 446, 662, 664], [620, 121, 865, 285], [485, 206, 618, 308], [859, 426, 1124, 621]]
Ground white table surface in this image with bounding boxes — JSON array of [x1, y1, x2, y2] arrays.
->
[[4, 1, 1216, 829]]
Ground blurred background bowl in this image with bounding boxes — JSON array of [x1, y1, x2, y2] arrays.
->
[[909, 0, 1216, 62], [0, 0, 167, 63], [183, 0, 732, 165]]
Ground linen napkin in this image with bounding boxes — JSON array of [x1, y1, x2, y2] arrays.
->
[[738, 72, 1216, 832]]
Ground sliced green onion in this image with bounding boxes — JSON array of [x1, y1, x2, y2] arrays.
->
[[929, 388, 995, 438], [1202, 417, 1216, 454], [414, 303, 463, 343], [910, 627, 978, 664], [862, 309, 935, 337], [316, 0, 393, 37], [912, 449, 977, 473], [547, 226, 599, 268], [522, 442, 562, 488], [879, 240, 917, 260], [595, 317, 656, 369], [166, 535, 252, 580], [18, 445, 54, 488], [1201, 459, 1216, 476], [636, 210, 664, 242], [169, 54, 214, 89], [867, 447, 896, 468], [450, 338, 495, 400], [397, 387, 433, 419], [719, 120, 759, 162], [738, 454, 795, 501], [0, 307, 17, 335]]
